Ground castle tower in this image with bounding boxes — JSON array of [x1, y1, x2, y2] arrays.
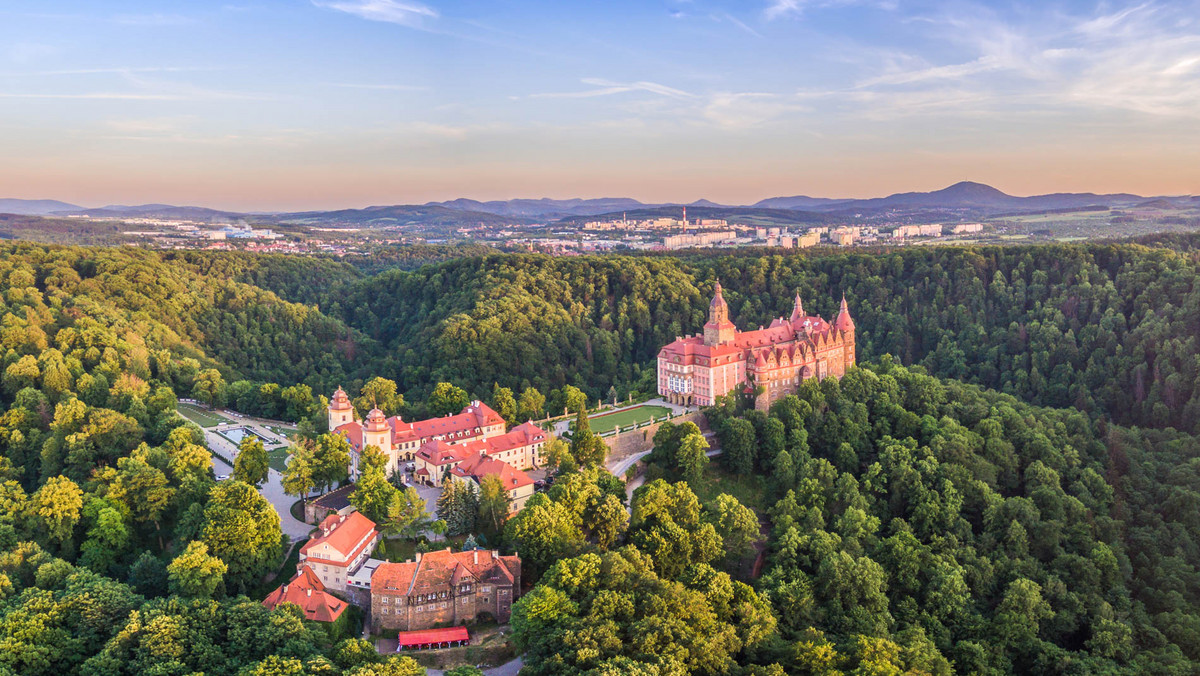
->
[[834, 293, 856, 370], [703, 280, 736, 346], [789, 290, 804, 322], [362, 407, 393, 470], [328, 387, 353, 431]]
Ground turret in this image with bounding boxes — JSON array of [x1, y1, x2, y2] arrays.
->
[[834, 293, 855, 333], [328, 387, 353, 431], [362, 407, 393, 468], [834, 293, 856, 371], [789, 289, 804, 322], [703, 280, 737, 346]]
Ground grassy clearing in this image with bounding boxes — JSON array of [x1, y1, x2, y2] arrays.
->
[[581, 405, 671, 435], [373, 538, 418, 563], [691, 464, 770, 514], [177, 402, 232, 428]]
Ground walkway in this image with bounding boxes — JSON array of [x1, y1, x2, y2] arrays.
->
[[206, 428, 313, 540], [616, 442, 722, 515]]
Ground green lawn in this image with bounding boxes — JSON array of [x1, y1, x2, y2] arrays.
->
[[267, 447, 290, 472], [580, 405, 671, 435], [177, 402, 232, 428], [267, 425, 297, 439]]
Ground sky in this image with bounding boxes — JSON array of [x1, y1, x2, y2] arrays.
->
[[1, 0, 1199, 210]]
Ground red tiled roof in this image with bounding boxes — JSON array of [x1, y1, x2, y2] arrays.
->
[[835, 296, 855, 332], [334, 422, 364, 450], [371, 549, 521, 596], [301, 512, 378, 564], [262, 566, 347, 622], [658, 336, 742, 359], [335, 401, 505, 450], [416, 439, 481, 466], [397, 626, 469, 647], [451, 456, 534, 491], [330, 387, 353, 411], [390, 401, 505, 445], [484, 421, 545, 454]]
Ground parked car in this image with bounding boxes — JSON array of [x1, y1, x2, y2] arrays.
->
[[534, 480, 547, 489], [215, 474, 230, 481], [405, 462, 416, 472]]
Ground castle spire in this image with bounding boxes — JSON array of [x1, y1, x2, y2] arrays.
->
[[704, 278, 734, 346], [789, 289, 804, 322], [834, 292, 855, 332]]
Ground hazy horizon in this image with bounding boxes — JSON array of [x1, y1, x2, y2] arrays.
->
[[5, 178, 1198, 215], [3, 0, 1199, 211]]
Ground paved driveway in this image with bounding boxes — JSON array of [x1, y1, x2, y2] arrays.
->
[[208, 430, 313, 540], [409, 481, 442, 520]]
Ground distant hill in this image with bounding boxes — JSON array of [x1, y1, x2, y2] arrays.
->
[[67, 204, 250, 222], [0, 198, 83, 215], [275, 204, 534, 227], [813, 181, 1150, 215], [752, 195, 851, 209], [557, 205, 831, 227], [428, 197, 649, 219], [7, 182, 1194, 227]]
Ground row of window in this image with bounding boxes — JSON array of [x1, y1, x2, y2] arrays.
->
[[381, 601, 450, 615], [667, 375, 692, 393]]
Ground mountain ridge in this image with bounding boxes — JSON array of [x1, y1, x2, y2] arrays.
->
[[5, 181, 1196, 223]]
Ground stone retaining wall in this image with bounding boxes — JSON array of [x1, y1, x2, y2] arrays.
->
[[606, 411, 710, 459]]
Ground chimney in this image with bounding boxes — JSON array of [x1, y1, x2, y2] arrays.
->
[[306, 588, 312, 597], [473, 551, 478, 564], [415, 552, 422, 563], [282, 584, 289, 594]]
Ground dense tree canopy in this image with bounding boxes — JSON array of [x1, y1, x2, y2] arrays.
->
[[6, 238, 1200, 674]]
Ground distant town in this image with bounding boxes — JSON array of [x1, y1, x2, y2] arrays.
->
[[52, 209, 992, 256]]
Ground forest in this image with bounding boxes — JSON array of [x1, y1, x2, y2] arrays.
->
[[1, 237, 1200, 673]]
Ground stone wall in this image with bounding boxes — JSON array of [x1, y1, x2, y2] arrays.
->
[[605, 411, 710, 460]]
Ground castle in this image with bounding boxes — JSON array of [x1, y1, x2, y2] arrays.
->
[[657, 281, 856, 411], [328, 391, 545, 512], [328, 391, 507, 477]]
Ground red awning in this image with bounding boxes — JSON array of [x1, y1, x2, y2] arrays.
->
[[397, 626, 469, 648]]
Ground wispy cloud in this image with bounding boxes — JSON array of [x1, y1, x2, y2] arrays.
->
[[312, 0, 437, 28], [786, 0, 1200, 120], [532, 78, 695, 100], [0, 68, 270, 103], [323, 82, 426, 91], [764, 0, 891, 20], [0, 66, 218, 77], [764, 0, 801, 20], [714, 13, 764, 38], [703, 92, 807, 128]]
